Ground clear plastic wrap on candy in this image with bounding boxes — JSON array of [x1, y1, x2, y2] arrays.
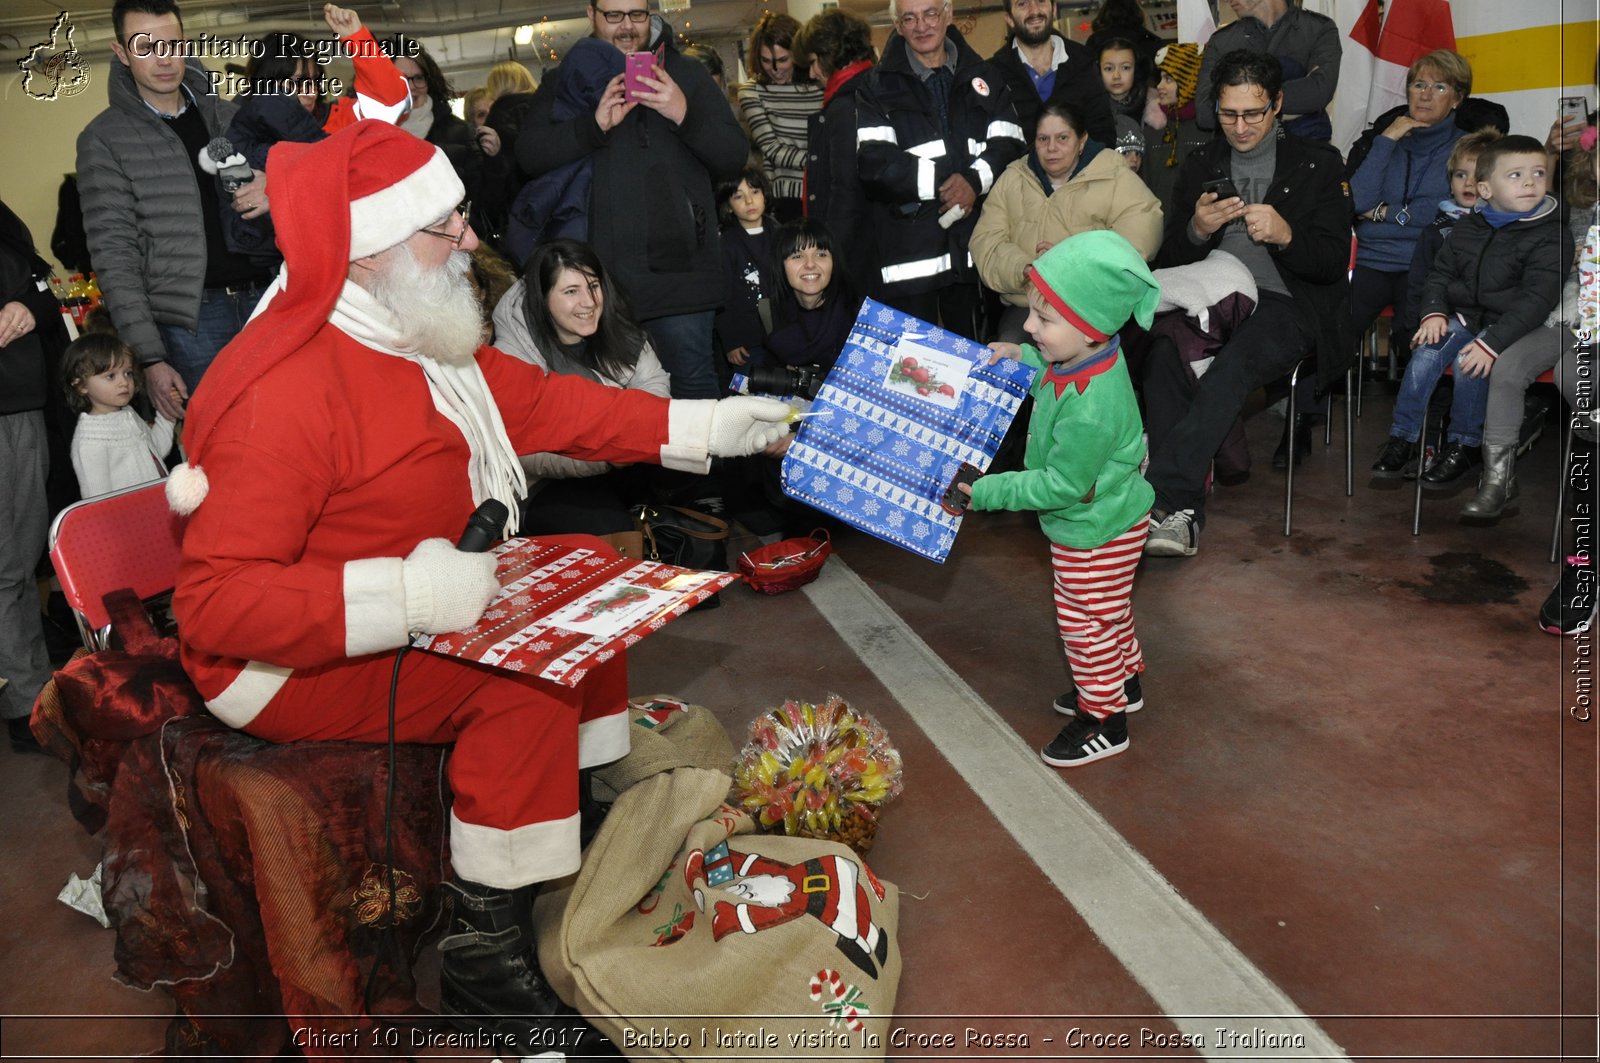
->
[[731, 696, 904, 855]]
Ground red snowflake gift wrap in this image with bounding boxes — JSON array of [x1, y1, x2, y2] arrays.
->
[[411, 538, 734, 685]]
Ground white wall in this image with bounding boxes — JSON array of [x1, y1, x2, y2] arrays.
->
[[1, 64, 115, 276]]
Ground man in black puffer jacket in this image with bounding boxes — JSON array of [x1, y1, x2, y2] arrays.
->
[[855, 0, 1026, 336], [516, 0, 748, 402]]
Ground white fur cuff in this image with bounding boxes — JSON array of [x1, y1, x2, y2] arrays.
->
[[661, 399, 716, 474]]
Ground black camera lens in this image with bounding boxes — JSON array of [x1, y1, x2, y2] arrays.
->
[[746, 363, 824, 401]]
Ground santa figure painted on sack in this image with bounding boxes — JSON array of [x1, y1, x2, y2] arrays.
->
[[167, 120, 791, 1041], [685, 844, 890, 978]]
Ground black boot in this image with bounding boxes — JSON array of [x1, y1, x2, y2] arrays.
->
[[1419, 442, 1481, 492], [577, 767, 613, 849], [437, 879, 573, 1042], [1271, 414, 1313, 470]]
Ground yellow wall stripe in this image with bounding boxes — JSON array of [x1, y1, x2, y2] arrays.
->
[[1456, 22, 1600, 95]]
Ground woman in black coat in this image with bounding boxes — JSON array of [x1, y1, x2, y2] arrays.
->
[[385, 36, 483, 208]]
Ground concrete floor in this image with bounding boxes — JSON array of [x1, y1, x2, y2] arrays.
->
[[2, 384, 1596, 1062]]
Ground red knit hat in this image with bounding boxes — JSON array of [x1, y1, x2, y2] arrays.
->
[[167, 120, 464, 515]]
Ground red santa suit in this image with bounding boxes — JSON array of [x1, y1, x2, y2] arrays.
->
[[167, 123, 725, 889]]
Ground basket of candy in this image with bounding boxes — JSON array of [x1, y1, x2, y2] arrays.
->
[[731, 696, 903, 855], [736, 530, 831, 595]]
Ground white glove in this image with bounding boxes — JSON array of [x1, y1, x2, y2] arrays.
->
[[401, 538, 500, 634], [708, 396, 792, 457]]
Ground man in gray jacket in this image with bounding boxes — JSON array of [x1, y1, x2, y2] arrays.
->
[[1195, 0, 1342, 143], [77, 0, 271, 421]]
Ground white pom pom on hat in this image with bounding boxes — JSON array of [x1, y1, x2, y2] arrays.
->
[[166, 462, 210, 515]]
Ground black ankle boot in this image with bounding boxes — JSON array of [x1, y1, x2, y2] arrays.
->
[[438, 879, 572, 1041], [1272, 415, 1313, 470], [1420, 442, 1481, 491]]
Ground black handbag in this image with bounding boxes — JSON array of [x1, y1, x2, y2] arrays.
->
[[631, 504, 730, 571]]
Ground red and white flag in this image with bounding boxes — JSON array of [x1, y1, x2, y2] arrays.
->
[[1175, 0, 1217, 47], [1365, 0, 1457, 124], [1330, 0, 1382, 151]]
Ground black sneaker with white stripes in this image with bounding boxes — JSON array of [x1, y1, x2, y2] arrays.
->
[[1041, 711, 1128, 768], [1053, 674, 1143, 715]]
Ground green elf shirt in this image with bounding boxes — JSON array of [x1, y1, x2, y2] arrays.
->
[[967, 338, 1154, 548]]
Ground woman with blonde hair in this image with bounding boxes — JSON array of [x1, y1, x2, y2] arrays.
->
[[738, 11, 822, 222], [485, 60, 538, 99], [478, 62, 542, 249]]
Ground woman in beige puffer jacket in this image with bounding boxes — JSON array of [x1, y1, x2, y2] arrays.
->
[[972, 98, 1163, 342]]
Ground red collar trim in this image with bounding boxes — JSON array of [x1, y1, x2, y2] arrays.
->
[[825, 61, 874, 104], [1025, 265, 1110, 344], [1044, 341, 1120, 398]]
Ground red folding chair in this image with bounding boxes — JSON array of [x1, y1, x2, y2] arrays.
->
[[48, 481, 186, 651]]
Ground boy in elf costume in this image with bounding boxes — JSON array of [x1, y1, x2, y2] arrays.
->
[[958, 230, 1160, 767]]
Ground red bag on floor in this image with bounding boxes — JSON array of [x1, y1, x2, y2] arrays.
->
[[737, 530, 831, 594]]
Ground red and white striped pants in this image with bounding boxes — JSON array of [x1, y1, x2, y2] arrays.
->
[[1049, 515, 1149, 720]]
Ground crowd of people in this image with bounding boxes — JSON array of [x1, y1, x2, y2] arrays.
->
[[0, 0, 1595, 1046]]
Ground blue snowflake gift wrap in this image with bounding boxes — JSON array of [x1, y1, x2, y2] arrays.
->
[[780, 298, 1037, 563]]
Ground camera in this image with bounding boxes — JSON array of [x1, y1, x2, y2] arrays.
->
[[745, 362, 826, 401]]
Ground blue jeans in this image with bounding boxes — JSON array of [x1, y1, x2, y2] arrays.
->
[[158, 283, 270, 394], [643, 311, 718, 400], [1389, 317, 1489, 447]]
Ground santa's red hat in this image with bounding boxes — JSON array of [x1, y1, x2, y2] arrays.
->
[[166, 120, 464, 514]]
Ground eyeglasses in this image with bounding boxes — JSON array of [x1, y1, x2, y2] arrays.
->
[[592, 5, 650, 24], [420, 201, 472, 248], [1409, 80, 1454, 95], [896, 6, 947, 28], [1217, 106, 1272, 126], [404, 73, 428, 85]]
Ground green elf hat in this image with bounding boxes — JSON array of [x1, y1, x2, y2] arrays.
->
[[1025, 230, 1162, 341]]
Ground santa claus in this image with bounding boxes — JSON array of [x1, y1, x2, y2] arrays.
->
[[167, 120, 790, 1041]]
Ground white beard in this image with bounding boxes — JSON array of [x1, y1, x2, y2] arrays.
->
[[367, 245, 483, 367]]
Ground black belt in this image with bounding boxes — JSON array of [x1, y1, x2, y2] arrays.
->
[[204, 282, 267, 297]]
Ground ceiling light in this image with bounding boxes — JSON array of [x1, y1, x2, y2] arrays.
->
[[513, 24, 535, 45]]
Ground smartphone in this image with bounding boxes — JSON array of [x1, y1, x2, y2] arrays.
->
[[1202, 176, 1240, 202], [1560, 95, 1588, 125], [623, 51, 657, 103]]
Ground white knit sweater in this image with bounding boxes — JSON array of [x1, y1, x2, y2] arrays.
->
[[70, 407, 177, 498]]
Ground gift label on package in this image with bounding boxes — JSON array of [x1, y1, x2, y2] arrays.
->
[[781, 298, 1036, 563]]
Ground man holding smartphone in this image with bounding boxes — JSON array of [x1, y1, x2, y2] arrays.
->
[[516, 0, 747, 405], [1140, 50, 1351, 558]]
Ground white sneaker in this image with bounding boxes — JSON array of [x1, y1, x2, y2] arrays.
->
[[1144, 509, 1200, 557]]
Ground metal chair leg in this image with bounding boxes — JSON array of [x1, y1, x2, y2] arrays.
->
[[1344, 367, 1354, 497], [1412, 404, 1429, 536], [1285, 360, 1302, 537], [1356, 328, 1368, 419]]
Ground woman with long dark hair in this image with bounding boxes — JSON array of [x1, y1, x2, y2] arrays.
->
[[491, 240, 670, 534], [743, 218, 857, 535], [765, 218, 859, 374], [738, 12, 823, 222]]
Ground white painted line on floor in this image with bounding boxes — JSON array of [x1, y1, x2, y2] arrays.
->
[[803, 559, 1349, 1060]]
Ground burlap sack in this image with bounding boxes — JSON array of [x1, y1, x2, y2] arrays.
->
[[536, 703, 901, 1061]]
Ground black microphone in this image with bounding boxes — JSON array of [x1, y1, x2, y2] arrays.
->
[[456, 499, 509, 553], [205, 136, 256, 193]]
